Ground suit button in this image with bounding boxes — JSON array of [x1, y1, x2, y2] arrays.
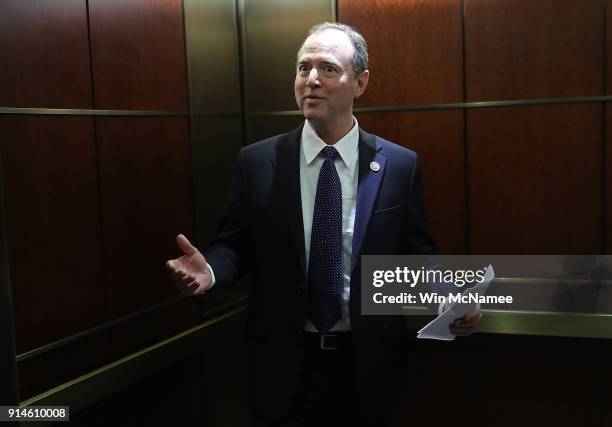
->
[[297, 330, 303, 336]]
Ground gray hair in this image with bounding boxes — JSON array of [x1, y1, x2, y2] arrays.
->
[[305, 22, 368, 76]]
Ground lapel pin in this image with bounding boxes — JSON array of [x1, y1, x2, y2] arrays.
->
[[370, 161, 380, 172]]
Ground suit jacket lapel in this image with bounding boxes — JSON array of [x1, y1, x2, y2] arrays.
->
[[351, 129, 386, 275], [274, 125, 385, 277], [276, 125, 307, 275]]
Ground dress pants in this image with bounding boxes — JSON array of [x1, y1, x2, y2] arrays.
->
[[253, 333, 389, 427]]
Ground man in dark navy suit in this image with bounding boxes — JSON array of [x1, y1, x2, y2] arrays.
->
[[167, 22, 480, 427]]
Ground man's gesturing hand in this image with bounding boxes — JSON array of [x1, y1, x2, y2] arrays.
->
[[166, 234, 212, 296]]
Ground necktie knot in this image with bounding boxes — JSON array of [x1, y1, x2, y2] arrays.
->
[[320, 146, 339, 160]]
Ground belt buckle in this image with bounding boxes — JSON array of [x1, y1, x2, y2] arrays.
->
[[320, 334, 337, 350]]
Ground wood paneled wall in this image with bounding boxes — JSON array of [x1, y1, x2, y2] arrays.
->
[[0, 1, 93, 108], [0, 0, 197, 398], [341, 0, 609, 255], [341, 0, 463, 105], [465, 0, 602, 100], [468, 105, 602, 254], [0, 115, 108, 395], [88, 0, 188, 110], [340, 1, 612, 426], [397, 334, 606, 427]]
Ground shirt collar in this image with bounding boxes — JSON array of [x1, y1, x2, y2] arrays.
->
[[301, 118, 359, 168]]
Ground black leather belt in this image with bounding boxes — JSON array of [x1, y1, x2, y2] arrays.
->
[[305, 332, 352, 350]]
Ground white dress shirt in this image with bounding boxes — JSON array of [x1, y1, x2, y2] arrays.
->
[[301, 119, 359, 332]]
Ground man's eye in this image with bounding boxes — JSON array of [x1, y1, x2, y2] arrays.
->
[[324, 66, 336, 73], [298, 65, 309, 72]]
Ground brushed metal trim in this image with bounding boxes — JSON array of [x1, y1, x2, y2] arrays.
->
[[0, 108, 189, 116], [250, 109, 305, 117], [16, 274, 612, 364], [480, 310, 612, 338], [492, 277, 612, 286], [6, 96, 608, 117], [236, 0, 250, 144], [15, 296, 247, 363], [192, 112, 241, 119], [16, 295, 183, 363], [331, 0, 337, 22], [184, 0, 242, 115], [182, 0, 199, 248], [243, 0, 333, 113], [19, 304, 247, 421], [248, 95, 612, 117], [193, 112, 241, 118], [404, 308, 612, 339]]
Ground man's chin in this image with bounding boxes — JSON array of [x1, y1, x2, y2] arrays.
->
[[301, 108, 324, 122]]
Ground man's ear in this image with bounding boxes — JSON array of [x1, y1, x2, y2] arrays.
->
[[354, 69, 369, 99]]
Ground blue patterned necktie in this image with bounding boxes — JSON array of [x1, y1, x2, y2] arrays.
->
[[308, 145, 343, 333]]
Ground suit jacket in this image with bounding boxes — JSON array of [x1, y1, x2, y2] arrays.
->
[[204, 124, 437, 422]]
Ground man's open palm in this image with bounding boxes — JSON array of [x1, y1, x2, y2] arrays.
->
[[166, 234, 212, 295]]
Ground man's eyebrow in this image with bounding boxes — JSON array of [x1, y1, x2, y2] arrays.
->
[[322, 61, 340, 67], [296, 59, 341, 68]]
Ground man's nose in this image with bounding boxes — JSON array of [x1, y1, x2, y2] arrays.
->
[[306, 68, 320, 88]]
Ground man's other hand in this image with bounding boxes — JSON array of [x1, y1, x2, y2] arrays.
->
[[450, 305, 481, 337], [166, 234, 212, 296]]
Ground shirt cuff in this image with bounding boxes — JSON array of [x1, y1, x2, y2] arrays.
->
[[207, 263, 216, 287]]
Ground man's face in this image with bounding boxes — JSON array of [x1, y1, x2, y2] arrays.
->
[[294, 29, 368, 127]]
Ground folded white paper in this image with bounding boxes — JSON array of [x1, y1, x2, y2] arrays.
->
[[417, 265, 495, 341]]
